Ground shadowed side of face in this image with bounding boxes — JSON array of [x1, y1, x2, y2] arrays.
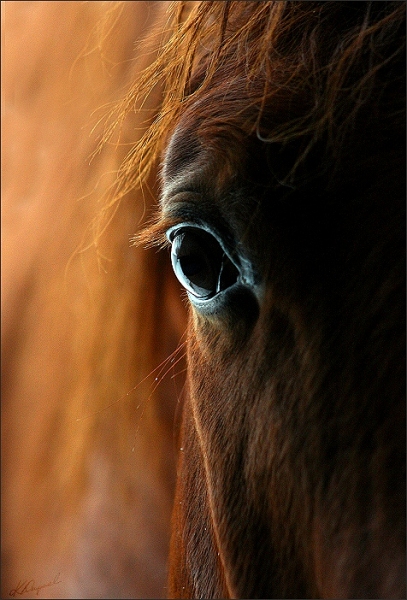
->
[[162, 42, 406, 600]]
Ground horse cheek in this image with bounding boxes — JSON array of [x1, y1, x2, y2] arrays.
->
[[168, 389, 230, 599]]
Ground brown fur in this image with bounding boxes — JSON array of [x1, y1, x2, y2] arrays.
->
[[137, 2, 405, 598]]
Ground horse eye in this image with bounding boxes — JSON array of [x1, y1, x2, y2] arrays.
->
[[169, 227, 239, 300]]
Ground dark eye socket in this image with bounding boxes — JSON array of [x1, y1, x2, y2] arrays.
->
[[169, 227, 239, 300]]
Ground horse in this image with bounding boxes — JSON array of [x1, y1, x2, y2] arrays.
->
[[2, 1, 405, 598]]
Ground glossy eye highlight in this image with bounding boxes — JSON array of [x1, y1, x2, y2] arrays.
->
[[169, 227, 239, 301]]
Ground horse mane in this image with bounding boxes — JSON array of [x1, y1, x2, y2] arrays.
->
[[106, 0, 405, 206]]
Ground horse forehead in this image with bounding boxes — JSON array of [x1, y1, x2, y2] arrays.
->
[[162, 117, 251, 209], [162, 121, 203, 187], [161, 126, 268, 276]]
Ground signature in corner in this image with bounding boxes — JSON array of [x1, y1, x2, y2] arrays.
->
[[9, 574, 62, 597]]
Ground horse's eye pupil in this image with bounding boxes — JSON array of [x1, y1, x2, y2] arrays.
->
[[180, 254, 205, 278], [170, 228, 238, 300]]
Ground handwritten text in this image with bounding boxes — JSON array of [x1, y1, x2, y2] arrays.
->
[[9, 574, 62, 597]]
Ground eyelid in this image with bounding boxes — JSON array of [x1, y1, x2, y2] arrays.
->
[[166, 222, 237, 266], [166, 222, 230, 252], [161, 191, 235, 246]]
